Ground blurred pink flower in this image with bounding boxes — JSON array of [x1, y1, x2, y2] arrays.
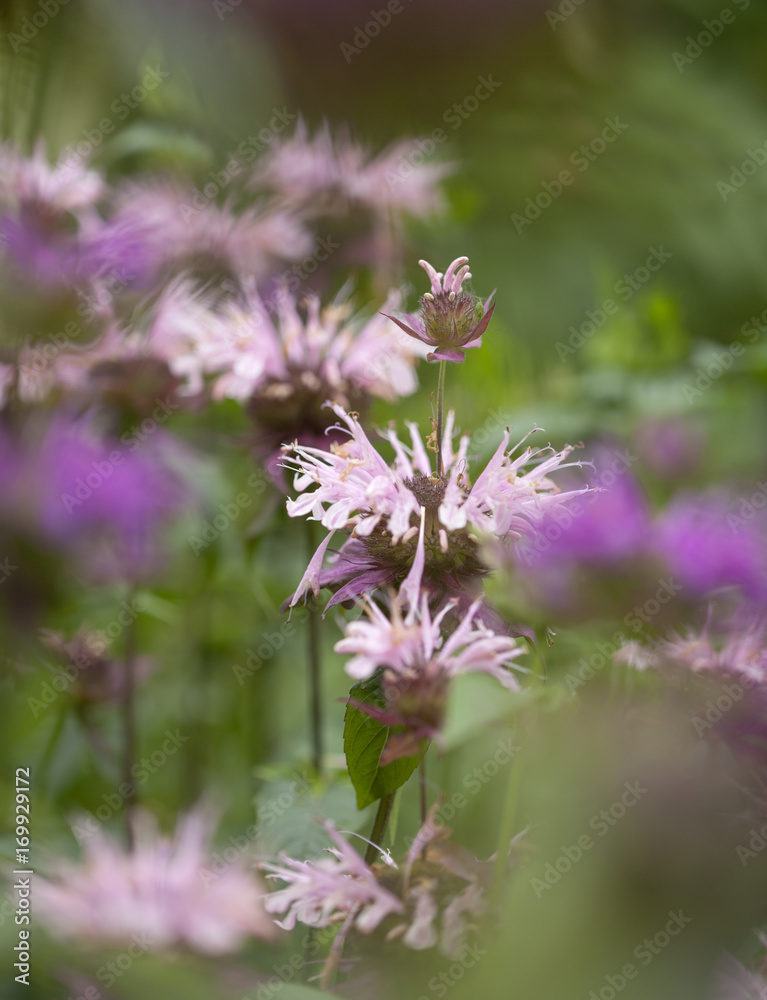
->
[[199, 281, 426, 404], [615, 620, 767, 685], [108, 178, 312, 287], [261, 822, 403, 933], [248, 119, 450, 221], [36, 810, 277, 954], [0, 139, 104, 214]]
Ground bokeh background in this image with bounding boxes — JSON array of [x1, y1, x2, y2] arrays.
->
[[2, 0, 767, 997]]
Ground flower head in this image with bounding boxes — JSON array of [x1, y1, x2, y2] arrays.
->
[[0, 141, 105, 285], [384, 256, 495, 363], [107, 179, 312, 290], [335, 591, 525, 759], [285, 403, 587, 610], [261, 822, 403, 933], [148, 280, 427, 475], [248, 119, 450, 221], [35, 810, 276, 954]]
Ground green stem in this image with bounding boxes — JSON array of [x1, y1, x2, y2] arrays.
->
[[435, 359, 447, 479], [122, 594, 138, 848], [37, 702, 67, 792], [419, 755, 428, 823], [364, 792, 395, 865], [491, 736, 523, 909], [306, 520, 323, 777]]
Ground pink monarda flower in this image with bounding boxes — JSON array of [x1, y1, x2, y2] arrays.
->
[[335, 592, 525, 760], [203, 281, 425, 406], [107, 179, 312, 289], [0, 140, 105, 284], [285, 403, 586, 613], [148, 279, 427, 471], [385, 803, 490, 957], [261, 822, 403, 933], [337, 592, 525, 690], [35, 810, 277, 954], [248, 119, 450, 221], [615, 617, 767, 757], [384, 256, 495, 363], [716, 942, 767, 1000], [0, 139, 104, 214], [614, 620, 767, 685]]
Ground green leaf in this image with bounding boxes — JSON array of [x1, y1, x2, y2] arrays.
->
[[343, 676, 421, 810]]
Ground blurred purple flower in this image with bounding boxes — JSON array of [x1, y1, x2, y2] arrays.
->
[[655, 495, 767, 604], [2, 414, 188, 579], [519, 455, 650, 569], [635, 416, 705, 479], [0, 141, 106, 286]]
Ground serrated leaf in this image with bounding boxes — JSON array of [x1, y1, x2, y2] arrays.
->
[[343, 677, 420, 810]]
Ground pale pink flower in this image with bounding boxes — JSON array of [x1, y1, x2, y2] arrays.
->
[[335, 592, 525, 691], [261, 823, 403, 933], [109, 179, 312, 286], [202, 281, 426, 404], [0, 140, 104, 214], [614, 621, 767, 685], [0, 362, 14, 407], [285, 403, 587, 607], [35, 810, 276, 954], [248, 119, 450, 220]]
